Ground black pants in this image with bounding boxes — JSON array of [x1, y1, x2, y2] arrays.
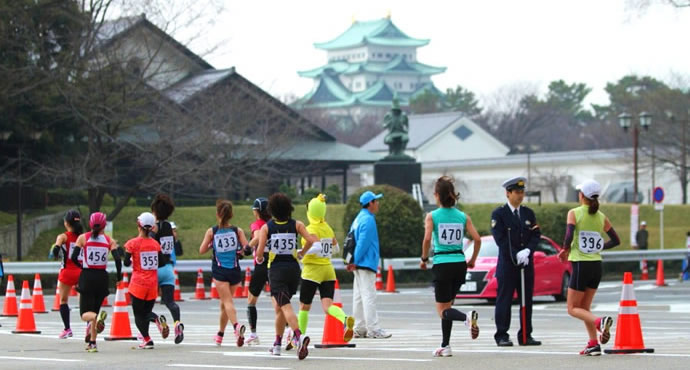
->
[[131, 295, 156, 339], [160, 285, 180, 322], [494, 266, 534, 344]]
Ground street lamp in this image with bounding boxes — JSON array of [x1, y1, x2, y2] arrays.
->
[[515, 144, 541, 185], [618, 112, 651, 203]]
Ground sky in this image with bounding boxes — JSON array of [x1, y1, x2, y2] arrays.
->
[[178, 0, 690, 109]]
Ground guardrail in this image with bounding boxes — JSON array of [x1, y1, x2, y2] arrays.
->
[[2, 250, 687, 275]]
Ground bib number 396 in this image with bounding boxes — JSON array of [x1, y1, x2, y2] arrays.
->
[[578, 231, 603, 254], [439, 223, 463, 245], [87, 246, 108, 267]]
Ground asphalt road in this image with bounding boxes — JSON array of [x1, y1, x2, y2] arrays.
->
[[1, 278, 689, 369]]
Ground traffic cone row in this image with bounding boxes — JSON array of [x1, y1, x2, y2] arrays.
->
[[12, 281, 41, 334], [604, 272, 654, 354], [264, 281, 270, 293], [385, 265, 398, 293], [31, 274, 48, 314], [2, 275, 18, 317], [122, 272, 131, 304], [375, 266, 383, 291], [234, 268, 250, 298], [105, 282, 136, 341], [656, 260, 666, 287], [51, 281, 61, 311], [193, 269, 209, 300], [102, 294, 111, 307], [315, 279, 356, 348], [173, 270, 184, 302], [69, 285, 78, 297], [210, 279, 220, 299]]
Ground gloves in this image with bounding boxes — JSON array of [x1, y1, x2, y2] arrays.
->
[[516, 248, 530, 266], [242, 245, 253, 256], [304, 242, 322, 256]]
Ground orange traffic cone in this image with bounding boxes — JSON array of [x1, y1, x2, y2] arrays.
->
[[242, 267, 251, 297], [264, 281, 270, 293], [385, 265, 398, 293], [375, 266, 383, 291], [233, 268, 249, 298], [51, 281, 61, 311], [315, 280, 356, 348], [12, 280, 41, 334], [70, 285, 78, 297], [31, 274, 48, 314], [656, 260, 666, 287], [210, 279, 220, 299], [122, 272, 131, 305], [604, 272, 654, 354], [640, 260, 649, 280], [173, 270, 184, 302], [1, 275, 18, 317], [193, 269, 209, 300], [105, 282, 136, 341], [102, 294, 111, 307]]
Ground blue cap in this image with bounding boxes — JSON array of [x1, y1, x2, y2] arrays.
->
[[359, 191, 383, 205]]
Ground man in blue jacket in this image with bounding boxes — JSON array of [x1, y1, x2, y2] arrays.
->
[[347, 191, 391, 339]]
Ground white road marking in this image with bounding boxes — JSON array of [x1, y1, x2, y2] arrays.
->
[[0, 355, 84, 362], [168, 365, 289, 369], [194, 351, 432, 362]]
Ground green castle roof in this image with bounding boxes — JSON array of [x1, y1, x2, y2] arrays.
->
[[298, 55, 446, 78], [314, 18, 429, 50]]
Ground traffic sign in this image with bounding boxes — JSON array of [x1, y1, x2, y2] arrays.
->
[[653, 187, 664, 203]]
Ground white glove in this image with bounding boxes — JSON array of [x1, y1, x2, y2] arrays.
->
[[304, 241, 322, 255], [517, 248, 530, 266]]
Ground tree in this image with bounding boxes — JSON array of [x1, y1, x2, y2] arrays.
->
[[444, 85, 482, 115], [409, 89, 442, 114]]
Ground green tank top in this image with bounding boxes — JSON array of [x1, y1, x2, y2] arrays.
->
[[431, 207, 466, 264], [568, 205, 606, 262]]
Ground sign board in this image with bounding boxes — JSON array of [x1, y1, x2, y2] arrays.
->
[[105, 221, 113, 237], [655, 203, 664, 211], [630, 204, 639, 247], [653, 187, 664, 203]]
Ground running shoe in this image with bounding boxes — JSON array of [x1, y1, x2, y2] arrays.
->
[[138, 340, 154, 350], [469, 310, 479, 340], [285, 328, 294, 350], [343, 316, 355, 342], [580, 343, 601, 356], [353, 328, 367, 338], [246, 332, 260, 346], [235, 324, 246, 347], [96, 311, 107, 334], [297, 335, 310, 360], [367, 329, 392, 339], [59, 328, 73, 339], [269, 344, 281, 356], [214, 334, 223, 346], [433, 345, 452, 357], [85, 322, 92, 343], [155, 315, 170, 339], [86, 343, 98, 353], [174, 321, 184, 344], [599, 316, 613, 345]]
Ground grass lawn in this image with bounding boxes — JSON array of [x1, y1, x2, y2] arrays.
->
[[0, 206, 68, 226]]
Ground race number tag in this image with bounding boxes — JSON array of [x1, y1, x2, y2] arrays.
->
[[214, 232, 238, 253], [86, 246, 108, 267], [270, 233, 297, 255], [68, 242, 83, 262], [140, 251, 158, 270], [159, 236, 174, 255], [439, 223, 463, 245], [578, 231, 603, 254], [319, 238, 334, 258]]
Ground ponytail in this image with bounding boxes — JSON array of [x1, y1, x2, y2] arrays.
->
[[216, 199, 233, 227], [434, 176, 459, 208], [587, 196, 599, 215], [64, 209, 83, 236], [90, 225, 102, 239]]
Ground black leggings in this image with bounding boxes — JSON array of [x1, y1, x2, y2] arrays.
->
[[160, 285, 181, 322], [131, 295, 156, 339]]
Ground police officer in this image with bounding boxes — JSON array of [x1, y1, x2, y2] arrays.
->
[[491, 177, 541, 347]]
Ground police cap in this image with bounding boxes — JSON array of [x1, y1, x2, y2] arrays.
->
[[502, 176, 527, 191]]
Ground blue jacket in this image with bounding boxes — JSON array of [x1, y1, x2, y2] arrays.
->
[[350, 208, 380, 272]]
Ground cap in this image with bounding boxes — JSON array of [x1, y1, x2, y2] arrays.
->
[[576, 179, 601, 199], [359, 190, 383, 205], [640, 221, 646, 226], [252, 197, 268, 212], [169, 221, 177, 229], [502, 176, 527, 191], [137, 212, 156, 228]]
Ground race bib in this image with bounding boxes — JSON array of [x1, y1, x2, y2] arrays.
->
[[270, 233, 297, 255], [214, 232, 238, 253], [319, 238, 334, 258], [140, 251, 158, 270], [86, 246, 108, 267], [439, 223, 464, 245], [159, 236, 174, 255], [578, 231, 603, 254]]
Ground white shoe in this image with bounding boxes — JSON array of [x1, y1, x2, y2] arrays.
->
[[433, 345, 452, 357], [246, 332, 260, 346], [269, 344, 281, 356], [368, 329, 392, 339], [353, 328, 367, 338]]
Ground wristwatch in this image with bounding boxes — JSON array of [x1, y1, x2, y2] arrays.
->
[[421, 256, 429, 263]]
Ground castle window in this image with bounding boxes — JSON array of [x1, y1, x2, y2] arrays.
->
[[453, 125, 474, 141]]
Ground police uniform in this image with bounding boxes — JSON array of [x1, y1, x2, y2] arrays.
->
[[491, 177, 541, 346]]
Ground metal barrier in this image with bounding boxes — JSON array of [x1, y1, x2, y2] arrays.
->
[[2, 250, 687, 275]]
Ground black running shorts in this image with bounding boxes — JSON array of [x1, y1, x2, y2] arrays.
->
[[299, 279, 335, 305], [212, 265, 242, 285], [432, 261, 467, 303], [569, 261, 602, 292], [268, 261, 300, 306], [78, 269, 109, 316], [248, 255, 269, 297]]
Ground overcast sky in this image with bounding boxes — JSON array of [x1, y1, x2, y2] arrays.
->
[[186, 0, 690, 108]]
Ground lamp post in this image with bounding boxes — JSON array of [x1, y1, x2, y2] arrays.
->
[[515, 144, 541, 185], [618, 112, 652, 203]]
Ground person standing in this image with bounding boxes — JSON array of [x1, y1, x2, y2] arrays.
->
[[635, 221, 649, 275], [491, 177, 541, 347], [347, 191, 391, 339]]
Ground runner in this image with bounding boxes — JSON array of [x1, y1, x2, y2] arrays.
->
[[420, 176, 481, 357], [150, 194, 184, 344], [71, 212, 122, 352], [199, 199, 248, 347], [246, 197, 271, 345], [50, 209, 84, 339], [123, 212, 166, 349], [296, 194, 354, 343], [557, 179, 620, 356], [255, 193, 318, 360]]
